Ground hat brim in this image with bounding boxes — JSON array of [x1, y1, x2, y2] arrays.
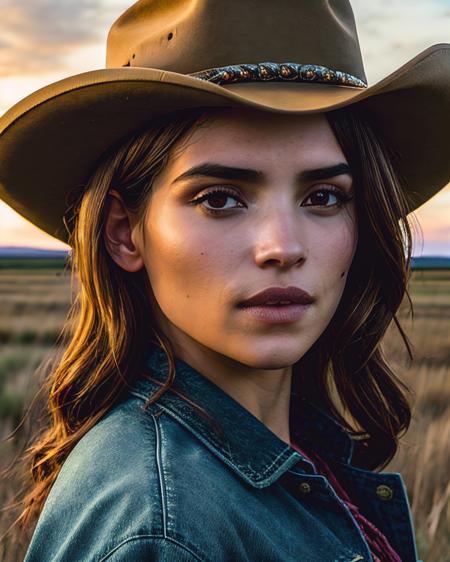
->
[[0, 44, 449, 244]]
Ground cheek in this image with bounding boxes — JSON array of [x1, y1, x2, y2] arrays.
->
[[310, 215, 357, 293], [331, 224, 357, 274], [143, 201, 236, 308]]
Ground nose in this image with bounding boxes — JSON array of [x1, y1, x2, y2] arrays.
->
[[252, 205, 307, 268]]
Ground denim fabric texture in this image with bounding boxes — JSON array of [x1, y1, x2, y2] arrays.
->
[[24, 343, 420, 562]]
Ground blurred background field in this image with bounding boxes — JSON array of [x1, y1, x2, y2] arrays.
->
[[382, 268, 450, 561], [0, 262, 449, 561]]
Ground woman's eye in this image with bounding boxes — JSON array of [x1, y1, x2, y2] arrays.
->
[[189, 188, 245, 214], [302, 188, 351, 208]]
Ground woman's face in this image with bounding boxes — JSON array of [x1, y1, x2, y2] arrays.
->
[[134, 108, 357, 369]]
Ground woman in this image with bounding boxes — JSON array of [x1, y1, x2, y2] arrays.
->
[[0, 1, 448, 561]]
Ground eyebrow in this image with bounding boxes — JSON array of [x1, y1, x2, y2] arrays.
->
[[172, 162, 352, 184]]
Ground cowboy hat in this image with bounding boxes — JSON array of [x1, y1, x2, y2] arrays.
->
[[0, 0, 448, 245]]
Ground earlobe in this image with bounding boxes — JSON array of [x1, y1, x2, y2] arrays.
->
[[103, 190, 145, 273]]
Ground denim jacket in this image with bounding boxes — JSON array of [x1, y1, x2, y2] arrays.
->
[[24, 344, 420, 562]]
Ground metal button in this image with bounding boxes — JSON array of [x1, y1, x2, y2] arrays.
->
[[376, 484, 394, 501], [298, 482, 311, 494]]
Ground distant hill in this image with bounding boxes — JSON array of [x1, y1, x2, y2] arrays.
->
[[0, 246, 70, 269], [411, 256, 450, 270], [0, 246, 69, 259], [0, 247, 449, 269]]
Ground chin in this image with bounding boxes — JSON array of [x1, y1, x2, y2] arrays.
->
[[228, 342, 309, 370]]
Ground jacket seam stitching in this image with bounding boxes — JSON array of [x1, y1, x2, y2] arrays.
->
[[152, 412, 168, 537], [166, 406, 290, 479], [97, 534, 203, 561], [129, 389, 152, 402]]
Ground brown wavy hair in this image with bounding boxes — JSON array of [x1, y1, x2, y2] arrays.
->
[[1, 104, 417, 548]]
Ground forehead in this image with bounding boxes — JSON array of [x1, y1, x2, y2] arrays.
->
[[170, 108, 345, 167]]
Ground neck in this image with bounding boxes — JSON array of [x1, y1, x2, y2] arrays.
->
[[167, 336, 293, 446]]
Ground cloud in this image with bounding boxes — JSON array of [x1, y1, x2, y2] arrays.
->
[[0, 0, 114, 77], [351, 0, 450, 83], [0, 201, 68, 248], [412, 184, 450, 250], [412, 239, 450, 257]]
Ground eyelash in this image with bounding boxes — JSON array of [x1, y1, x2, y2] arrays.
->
[[188, 186, 353, 215]]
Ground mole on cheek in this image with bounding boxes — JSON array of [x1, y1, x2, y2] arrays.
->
[[340, 271, 345, 278]]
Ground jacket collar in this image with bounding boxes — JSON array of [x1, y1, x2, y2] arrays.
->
[[128, 343, 355, 489]]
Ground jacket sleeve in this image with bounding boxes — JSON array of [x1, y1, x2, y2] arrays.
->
[[98, 536, 204, 562]]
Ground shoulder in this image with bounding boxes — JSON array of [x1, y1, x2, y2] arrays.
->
[[24, 394, 204, 561], [24, 392, 240, 562], [46, 392, 160, 513]]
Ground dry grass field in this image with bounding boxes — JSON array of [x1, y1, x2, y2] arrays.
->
[[0, 265, 449, 561]]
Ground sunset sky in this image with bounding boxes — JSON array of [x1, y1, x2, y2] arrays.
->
[[0, 0, 449, 255]]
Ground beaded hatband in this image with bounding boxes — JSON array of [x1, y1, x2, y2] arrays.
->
[[190, 62, 367, 89]]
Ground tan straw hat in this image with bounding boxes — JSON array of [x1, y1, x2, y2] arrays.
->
[[0, 0, 449, 244]]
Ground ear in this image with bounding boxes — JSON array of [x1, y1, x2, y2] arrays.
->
[[103, 189, 145, 272]]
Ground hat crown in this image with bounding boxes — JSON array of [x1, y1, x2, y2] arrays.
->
[[106, 0, 367, 83]]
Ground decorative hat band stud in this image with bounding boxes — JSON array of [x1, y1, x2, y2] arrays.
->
[[190, 62, 367, 89]]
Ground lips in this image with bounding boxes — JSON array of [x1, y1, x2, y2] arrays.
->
[[238, 286, 315, 307]]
